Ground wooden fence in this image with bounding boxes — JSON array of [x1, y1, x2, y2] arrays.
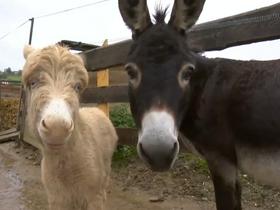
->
[[81, 3, 280, 71], [0, 80, 22, 143], [79, 3, 280, 104], [0, 80, 21, 99], [3, 3, 280, 148], [77, 3, 280, 147]]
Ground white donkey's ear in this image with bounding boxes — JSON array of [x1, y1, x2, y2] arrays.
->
[[168, 0, 206, 33], [23, 45, 35, 59]]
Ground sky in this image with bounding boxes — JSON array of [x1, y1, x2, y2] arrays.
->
[[0, 0, 280, 71]]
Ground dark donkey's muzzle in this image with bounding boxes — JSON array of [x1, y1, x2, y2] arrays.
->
[[137, 111, 180, 171]]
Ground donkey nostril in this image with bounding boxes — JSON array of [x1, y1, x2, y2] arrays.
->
[[41, 119, 48, 130], [172, 141, 178, 155], [174, 142, 178, 149], [139, 143, 147, 157], [139, 142, 143, 153], [68, 120, 74, 131], [139, 142, 153, 163]]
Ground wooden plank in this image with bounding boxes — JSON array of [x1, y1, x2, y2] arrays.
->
[[0, 92, 20, 98], [0, 128, 17, 136], [97, 40, 110, 116], [81, 3, 280, 71], [82, 40, 132, 71], [87, 68, 127, 88], [116, 128, 137, 146], [0, 131, 19, 143], [58, 40, 99, 51], [18, 87, 26, 145], [189, 3, 280, 52], [0, 84, 21, 98], [81, 85, 129, 103]]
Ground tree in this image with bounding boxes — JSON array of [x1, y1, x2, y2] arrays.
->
[[16, 70, 22, 76], [4, 67, 12, 74]]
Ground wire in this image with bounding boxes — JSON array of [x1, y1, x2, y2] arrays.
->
[[35, 0, 112, 19], [0, 0, 111, 41], [0, 19, 29, 41]]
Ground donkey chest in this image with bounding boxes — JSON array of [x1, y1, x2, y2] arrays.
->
[[42, 157, 103, 190], [236, 146, 280, 187]]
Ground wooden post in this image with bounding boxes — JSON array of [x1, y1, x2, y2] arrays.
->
[[97, 39, 109, 116], [28, 18, 34, 45]]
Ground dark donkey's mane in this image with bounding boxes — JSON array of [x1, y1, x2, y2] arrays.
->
[[153, 6, 168, 24]]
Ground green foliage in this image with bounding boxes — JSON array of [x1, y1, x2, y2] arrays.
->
[[181, 153, 209, 175], [109, 104, 136, 128], [0, 69, 21, 81], [112, 145, 137, 168], [6, 75, 21, 81], [110, 104, 137, 167]]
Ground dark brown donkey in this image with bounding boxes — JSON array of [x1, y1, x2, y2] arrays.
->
[[118, 0, 280, 209]]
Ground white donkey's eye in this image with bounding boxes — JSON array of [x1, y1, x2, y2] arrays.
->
[[124, 63, 141, 87], [74, 83, 82, 93], [29, 78, 39, 89]]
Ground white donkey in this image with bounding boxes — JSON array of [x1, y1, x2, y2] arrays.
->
[[22, 44, 118, 210]]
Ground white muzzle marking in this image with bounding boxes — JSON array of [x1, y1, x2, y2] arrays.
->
[[38, 98, 74, 146], [140, 111, 178, 140], [41, 98, 72, 123], [138, 110, 179, 171]]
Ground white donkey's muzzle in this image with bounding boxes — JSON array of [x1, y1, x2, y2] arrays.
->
[[38, 98, 74, 148]]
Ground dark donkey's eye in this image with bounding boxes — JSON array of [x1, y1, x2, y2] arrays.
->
[[178, 63, 195, 88], [124, 63, 141, 87]]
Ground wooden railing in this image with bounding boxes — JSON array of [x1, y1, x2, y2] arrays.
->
[[0, 80, 21, 99], [3, 3, 280, 147], [77, 3, 280, 146], [81, 3, 280, 71]]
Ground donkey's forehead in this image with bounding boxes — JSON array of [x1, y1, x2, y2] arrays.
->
[[129, 24, 189, 63], [139, 24, 184, 46], [23, 46, 87, 82]]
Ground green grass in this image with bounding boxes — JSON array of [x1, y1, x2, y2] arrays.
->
[[109, 104, 136, 128], [110, 104, 137, 167], [112, 145, 137, 168], [6, 75, 21, 81], [180, 153, 209, 175]]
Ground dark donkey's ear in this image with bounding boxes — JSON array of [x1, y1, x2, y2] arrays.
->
[[118, 0, 152, 38], [168, 0, 206, 34]]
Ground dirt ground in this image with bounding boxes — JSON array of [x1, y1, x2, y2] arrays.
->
[[1, 141, 280, 210]]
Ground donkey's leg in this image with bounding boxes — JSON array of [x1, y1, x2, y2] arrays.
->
[[207, 158, 241, 210]]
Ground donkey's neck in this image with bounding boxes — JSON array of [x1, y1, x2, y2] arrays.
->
[[180, 56, 217, 138]]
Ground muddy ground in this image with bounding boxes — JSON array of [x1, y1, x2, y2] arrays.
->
[[1, 141, 280, 210]]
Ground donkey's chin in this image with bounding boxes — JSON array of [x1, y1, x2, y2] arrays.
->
[[39, 133, 71, 150], [140, 154, 176, 172], [137, 143, 179, 172], [41, 138, 67, 150]]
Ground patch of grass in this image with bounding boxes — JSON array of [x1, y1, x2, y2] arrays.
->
[[6, 75, 21, 81], [109, 104, 137, 167], [180, 153, 209, 175], [112, 145, 137, 168], [109, 104, 136, 128]]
